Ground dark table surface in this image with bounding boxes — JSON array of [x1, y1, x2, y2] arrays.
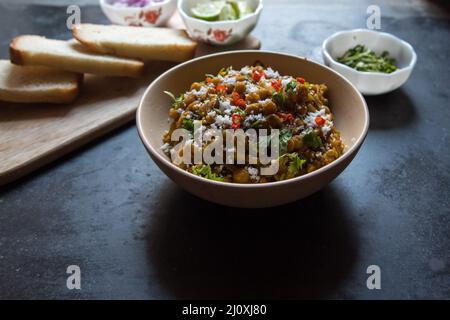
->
[[0, 0, 449, 299]]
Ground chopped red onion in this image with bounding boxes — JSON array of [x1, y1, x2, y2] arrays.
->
[[112, 0, 164, 8]]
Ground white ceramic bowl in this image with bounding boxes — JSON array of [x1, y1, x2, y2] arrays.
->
[[99, 0, 177, 27], [137, 50, 369, 208], [322, 29, 417, 95], [178, 0, 263, 46]]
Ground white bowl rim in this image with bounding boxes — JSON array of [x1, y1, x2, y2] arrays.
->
[[177, 0, 263, 25], [100, 0, 173, 9], [322, 28, 417, 77], [136, 50, 370, 189]]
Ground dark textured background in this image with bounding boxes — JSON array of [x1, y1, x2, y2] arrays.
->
[[0, 0, 449, 299]]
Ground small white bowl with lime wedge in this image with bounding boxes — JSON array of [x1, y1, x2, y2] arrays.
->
[[178, 0, 263, 45]]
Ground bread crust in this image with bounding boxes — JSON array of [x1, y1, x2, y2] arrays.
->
[[72, 24, 197, 62], [8, 35, 144, 77], [9, 36, 27, 65], [0, 59, 83, 104], [72, 26, 106, 54]]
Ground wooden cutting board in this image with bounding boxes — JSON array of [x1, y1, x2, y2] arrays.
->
[[0, 15, 260, 186]]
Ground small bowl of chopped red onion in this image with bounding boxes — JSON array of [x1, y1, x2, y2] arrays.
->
[[100, 0, 177, 27]]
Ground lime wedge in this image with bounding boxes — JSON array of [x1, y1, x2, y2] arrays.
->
[[237, 1, 253, 17], [191, 2, 224, 21], [226, 0, 241, 18], [219, 3, 238, 20]]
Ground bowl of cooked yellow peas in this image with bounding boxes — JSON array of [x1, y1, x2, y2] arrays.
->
[[137, 50, 369, 208]]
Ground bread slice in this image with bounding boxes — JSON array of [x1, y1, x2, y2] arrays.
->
[[0, 60, 82, 104], [73, 24, 197, 62], [10, 35, 144, 77]]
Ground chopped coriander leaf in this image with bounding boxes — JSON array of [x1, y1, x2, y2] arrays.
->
[[233, 107, 246, 116], [337, 44, 397, 73], [251, 119, 264, 128], [277, 153, 306, 180], [164, 90, 183, 107], [218, 67, 229, 76], [192, 164, 224, 181], [302, 130, 323, 150], [163, 90, 177, 101], [272, 91, 285, 107], [279, 129, 293, 155], [182, 119, 195, 133], [286, 153, 306, 175], [285, 81, 297, 92]]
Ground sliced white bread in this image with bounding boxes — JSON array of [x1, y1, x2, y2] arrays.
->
[[0, 60, 82, 104], [10, 36, 144, 77], [72, 24, 197, 62]]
